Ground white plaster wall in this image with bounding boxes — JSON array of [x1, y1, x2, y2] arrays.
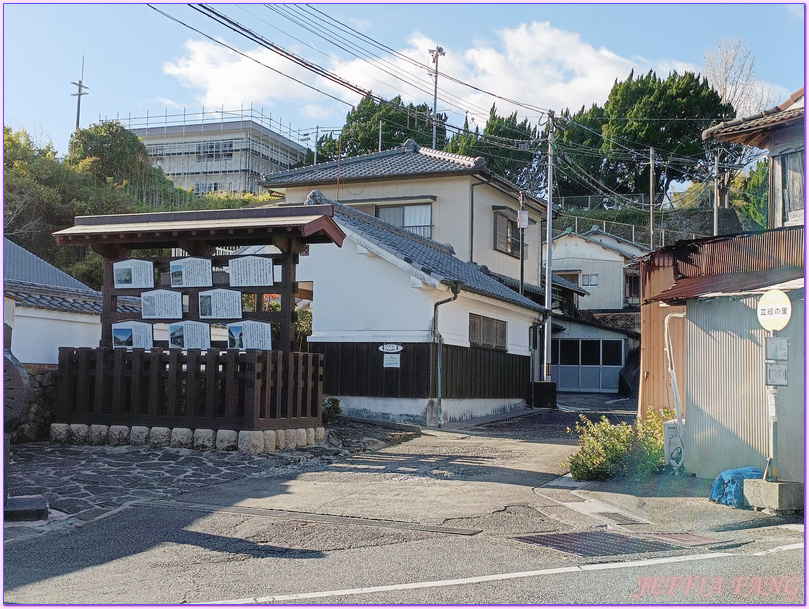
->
[[298, 239, 436, 342], [298, 235, 538, 355], [11, 308, 102, 364], [546, 237, 626, 310]]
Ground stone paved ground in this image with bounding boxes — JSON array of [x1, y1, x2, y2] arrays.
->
[[4, 418, 415, 542]]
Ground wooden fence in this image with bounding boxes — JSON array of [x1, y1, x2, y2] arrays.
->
[[56, 348, 323, 431]]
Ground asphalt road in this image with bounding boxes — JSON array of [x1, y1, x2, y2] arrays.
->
[[4, 408, 804, 605]]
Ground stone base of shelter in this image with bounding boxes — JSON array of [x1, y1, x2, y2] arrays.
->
[[50, 423, 326, 455]]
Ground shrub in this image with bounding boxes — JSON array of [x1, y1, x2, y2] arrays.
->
[[563, 415, 633, 481], [322, 395, 342, 424], [563, 408, 675, 481]]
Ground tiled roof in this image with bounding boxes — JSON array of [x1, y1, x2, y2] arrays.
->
[[303, 190, 546, 314], [4, 238, 94, 292], [4, 280, 141, 316], [702, 88, 804, 147], [553, 228, 651, 259], [261, 139, 486, 187], [3, 238, 140, 315]]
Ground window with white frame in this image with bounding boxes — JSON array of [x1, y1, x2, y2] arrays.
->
[[377, 204, 432, 238], [581, 273, 599, 287]]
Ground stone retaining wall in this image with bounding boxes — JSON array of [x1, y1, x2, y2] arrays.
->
[[50, 423, 327, 454], [13, 364, 59, 444]]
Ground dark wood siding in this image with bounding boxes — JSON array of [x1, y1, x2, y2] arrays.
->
[[310, 342, 431, 399], [310, 342, 529, 400]]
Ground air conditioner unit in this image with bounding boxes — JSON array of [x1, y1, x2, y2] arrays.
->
[[663, 419, 684, 469]]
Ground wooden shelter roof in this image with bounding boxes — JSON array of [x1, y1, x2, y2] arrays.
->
[[53, 204, 345, 252]]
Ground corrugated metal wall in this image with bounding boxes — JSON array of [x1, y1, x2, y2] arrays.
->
[[683, 294, 804, 481], [638, 253, 686, 417], [774, 296, 805, 482]]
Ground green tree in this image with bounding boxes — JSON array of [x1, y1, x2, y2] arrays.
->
[[731, 159, 768, 229], [66, 122, 196, 210], [601, 70, 735, 202], [446, 105, 537, 184], [315, 94, 446, 161]]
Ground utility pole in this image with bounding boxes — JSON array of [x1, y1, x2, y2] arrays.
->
[[379, 120, 383, 152], [649, 147, 654, 249], [314, 126, 319, 165], [429, 46, 445, 149], [71, 57, 89, 132], [713, 151, 720, 236], [543, 111, 555, 382], [518, 191, 527, 295]]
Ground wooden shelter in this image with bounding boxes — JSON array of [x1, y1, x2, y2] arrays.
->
[[52, 205, 344, 432]]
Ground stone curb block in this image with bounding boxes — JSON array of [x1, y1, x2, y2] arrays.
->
[[50, 424, 70, 444], [275, 429, 286, 450], [69, 424, 89, 445], [216, 430, 238, 451], [238, 431, 265, 455], [109, 426, 130, 447], [49, 422, 329, 453], [171, 428, 194, 449], [194, 429, 216, 451], [263, 430, 276, 453], [130, 426, 150, 446], [88, 425, 109, 446], [149, 427, 171, 449]]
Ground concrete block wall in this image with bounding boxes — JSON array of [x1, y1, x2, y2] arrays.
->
[[50, 423, 326, 454]]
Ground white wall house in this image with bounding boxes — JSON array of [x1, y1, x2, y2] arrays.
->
[[547, 228, 650, 311], [295, 191, 546, 425], [261, 139, 553, 300]]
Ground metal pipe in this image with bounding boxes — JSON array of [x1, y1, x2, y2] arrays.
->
[[433, 282, 460, 428]]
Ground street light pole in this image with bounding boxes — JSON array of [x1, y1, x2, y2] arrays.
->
[[429, 46, 445, 149]]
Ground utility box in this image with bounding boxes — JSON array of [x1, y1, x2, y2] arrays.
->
[[663, 420, 683, 468]]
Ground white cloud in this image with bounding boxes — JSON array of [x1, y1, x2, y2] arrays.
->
[[162, 21, 707, 133]]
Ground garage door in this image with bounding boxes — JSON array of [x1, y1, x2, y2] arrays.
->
[[550, 338, 624, 393]]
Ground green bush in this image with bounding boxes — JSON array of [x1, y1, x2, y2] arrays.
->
[[563, 408, 675, 481], [322, 395, 342, 424]]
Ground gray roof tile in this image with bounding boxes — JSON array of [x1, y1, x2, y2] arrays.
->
[[261, 139, 486, 187]]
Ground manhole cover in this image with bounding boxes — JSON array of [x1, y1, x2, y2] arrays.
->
[[596, 511, 648, 525], [637, 532, 723, 547], [511, 531, 677, 556]]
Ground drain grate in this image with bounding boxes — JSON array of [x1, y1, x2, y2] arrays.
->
[[596, 511, 648, 525], [637, 532, 723, 547], [511, 531, 677, 556]]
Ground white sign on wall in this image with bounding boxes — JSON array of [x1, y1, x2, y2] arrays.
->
[[757, 289, 792, 331], [199, 289, 243, 319], [112, 321, 153, 349], [170, 257, 212, 288], [113, 259, 154, 289], [227, 321, 273, 350], [383, 353, 401, 368], [168, 321, 211, 350], [141, 290, 183, 319], [229, 256, 275, 287]]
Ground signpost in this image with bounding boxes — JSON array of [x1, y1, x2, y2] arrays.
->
[[757, 289, 792, 481]]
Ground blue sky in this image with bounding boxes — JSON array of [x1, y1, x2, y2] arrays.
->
[[2, 2, 805, 156]]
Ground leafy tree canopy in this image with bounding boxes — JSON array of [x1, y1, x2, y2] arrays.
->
[[316, 94, 446, 161], [446, 105, 538, 184]]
